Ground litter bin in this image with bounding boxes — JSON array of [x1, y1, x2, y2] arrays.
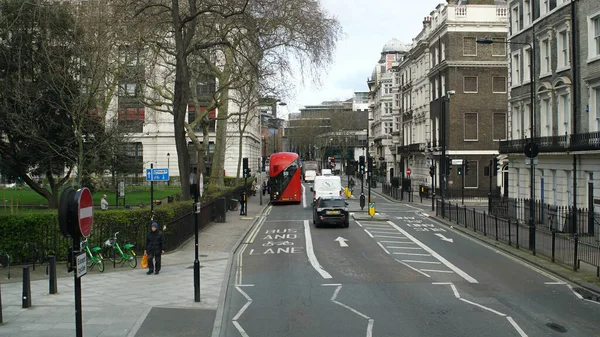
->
[[214, 197, 227, 223]]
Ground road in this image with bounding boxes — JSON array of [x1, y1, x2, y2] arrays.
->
[[216, 182, 600, 337]]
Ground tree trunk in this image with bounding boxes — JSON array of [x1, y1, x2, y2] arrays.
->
[[210, 86, 229, 187], [173, 56, 192, 200]]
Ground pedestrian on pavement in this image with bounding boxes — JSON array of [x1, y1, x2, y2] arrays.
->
[[262, 180, 268, 196], [239, 190, 247, 216], [145, 222, 165, 275], [101, 194, 109, 210]]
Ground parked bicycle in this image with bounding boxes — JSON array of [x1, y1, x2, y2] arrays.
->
[[82, 238, 104, 272], [103, 232, 137, 268], [0, 250, 12, 279]]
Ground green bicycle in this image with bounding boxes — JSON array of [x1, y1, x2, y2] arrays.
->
[[103, 232, 137, 268], [82, 238, 104, 272]]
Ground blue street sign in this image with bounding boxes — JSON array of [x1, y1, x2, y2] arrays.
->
[[145, 168, 170, 181]]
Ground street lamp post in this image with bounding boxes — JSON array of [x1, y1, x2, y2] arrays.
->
[[259, 112, 263, 206], [477, 37, 536, 254]]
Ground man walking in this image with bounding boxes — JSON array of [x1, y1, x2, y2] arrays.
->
[[145, 222, 165, 275], [239, 190, 247, 216]]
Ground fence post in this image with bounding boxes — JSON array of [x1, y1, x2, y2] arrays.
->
[[573, 234, 578, 271], [516, 221, 519, 249], [22, 266, 31, 308], [495, 215, 498, 241], [483, 211, 487, 236], [466, 206, 470, 230], [0, 277, 3, 323], [508, 219, 512, 246], [449, 202, 452, 222], [551, 231, 555, 262]]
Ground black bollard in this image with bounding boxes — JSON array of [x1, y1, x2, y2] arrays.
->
[[49, 256, 57, 294], [0, 277, 3, 323], [22, 266, 31, 308]]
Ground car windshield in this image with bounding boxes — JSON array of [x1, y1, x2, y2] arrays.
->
[[319, 199, 345, 208]]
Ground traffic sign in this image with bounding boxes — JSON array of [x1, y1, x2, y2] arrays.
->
[[145, 168, 170, 181], [524, 142, 539, 158], [406, 168, 411, 176], [451, 159, 464, 165], [76, 187, 93, 238], [76, 252, 87, 278]]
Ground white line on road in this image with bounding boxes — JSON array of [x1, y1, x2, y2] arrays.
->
[[420, 269, 454, 274], [364, 230, 374, 238], [302, 184, 307, 208], [403, 260, 441, 264], [322, 283, 342, 286], [507, 317, 528, 337], [432, 282, 453, 285], [436, 283, 528, 337], [386, 246, 421, 250], [304, 220, 332, 279], [567, 284, 584, 300], [373, 235, 408, 239], [387, 221, 478, 284], [392, 252, 431, 256], [326, 285, 374, 337], [377, 242, 390, 255], [380, 240, 410, 243], [544, 282, 566, 285], [396, 260, 430, 277], [232, 286, 253, 337]]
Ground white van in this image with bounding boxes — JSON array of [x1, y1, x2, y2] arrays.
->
[[311, 175, 343, 204], [321, 169, 332, 176], [304, 170, 317, 182]]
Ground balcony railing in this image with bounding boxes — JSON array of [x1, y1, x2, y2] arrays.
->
[[499, 131, 600, 154]]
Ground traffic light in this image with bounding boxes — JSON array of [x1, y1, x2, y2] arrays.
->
[[367, 156, 373, 173], [359, 156, 365, 172], [493, 158, 499, 176], [457, 166, 463, 175], [243, 157, 249, 177], [446, 158, 452, 175], [464, 161, 470, 176], [429, 166, 434, 177], [245, 168, 252, 178]]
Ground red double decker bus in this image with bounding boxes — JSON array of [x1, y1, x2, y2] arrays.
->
[[269, 152, 302, 204]]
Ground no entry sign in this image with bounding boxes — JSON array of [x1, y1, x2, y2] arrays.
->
[[406, 168, 411, 176], [77, 188, 94, 238]]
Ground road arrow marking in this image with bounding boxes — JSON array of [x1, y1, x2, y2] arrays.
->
[[435, 233, 454, 243], [335, 237, 349, 247]]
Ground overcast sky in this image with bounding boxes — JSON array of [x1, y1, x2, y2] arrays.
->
[[280, 0, 443, 117]]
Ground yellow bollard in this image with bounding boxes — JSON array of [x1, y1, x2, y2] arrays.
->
[[368, 202, 375, 217]]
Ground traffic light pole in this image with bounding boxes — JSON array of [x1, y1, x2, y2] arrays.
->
[[431, 164, 435, 211], [440, 98, 447, 217], [461, 163, 465, 205]]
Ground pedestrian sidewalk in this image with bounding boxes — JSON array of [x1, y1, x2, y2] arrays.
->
[[0, 193, 268, 337]]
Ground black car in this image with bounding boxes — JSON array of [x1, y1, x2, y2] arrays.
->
[[313, 196, 350, 228]]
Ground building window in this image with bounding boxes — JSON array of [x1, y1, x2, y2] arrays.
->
[[493, 112, 507, 141], [511, 104, 522, 140], [195, 75, 216, 98], [540, 37, 551, 75], [188, 106, 216, 132], [384, 83, 393, 94], [463, 37, 477, 56], [511, 52, 521, 86], [587, 12, 600, 61], [511, 5, 520, 34], [492, 38, 506, 56], [523, 0, 532, 27], [384, 102, 393, 114], [441, 42, 446, 61], [557, 92, 571, 135], [463, 76, 478, 93], [119, 83, 137, 97], [540, 97, 553, 136], [119, 142, 143, 174], [556, 28, 570, 69], [591, 86, 600, 132], [493, 77, 507, 93], [523, 47, 532, 82], [464, 113, 478, 141], [540, 0, 550, 16], [118, 107, 145, 133]]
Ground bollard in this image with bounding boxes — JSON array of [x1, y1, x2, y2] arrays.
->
[[49, 256, 57, 294], [22, 266, 31, 308], [573, 234, 579, 271], [508, 219, 512, 246], [551, 231, 556, 262], [0, 277, 3, 323]]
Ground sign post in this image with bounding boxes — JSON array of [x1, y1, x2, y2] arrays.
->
[[406, 168, 412, 202], [146, 165, 170, 216]]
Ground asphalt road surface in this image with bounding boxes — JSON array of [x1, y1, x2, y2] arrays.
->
[[217, 183, 600, 337]]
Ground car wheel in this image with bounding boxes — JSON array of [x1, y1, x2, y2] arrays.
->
[[343, 219, 349, 228], [314, 219, 320, 228]]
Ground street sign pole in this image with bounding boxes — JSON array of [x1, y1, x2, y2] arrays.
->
[[150, 163, 154, 217], [193, 173, 202, 302], [461, 163, 465, 205]]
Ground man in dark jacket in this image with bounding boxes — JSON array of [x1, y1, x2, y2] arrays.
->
[[145, 222, 165, 275]]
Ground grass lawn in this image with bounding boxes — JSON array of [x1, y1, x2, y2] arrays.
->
[[0, 185, 182, 210]]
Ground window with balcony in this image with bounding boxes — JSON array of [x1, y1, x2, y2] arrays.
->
[[464, 113, 478, 141], [492, 38, 506, 56], [493, 112, 507, 141], [556, 28, 570, 70], [587, 11, 600, 62], [540, 97, 553, 136], [523, 102, 532, 138], [511, 52, 521, 86], [523, 47, 532, 83], [511, 104, 522, 140], [493, 77, 507, 93], [540, 37, 552, 75], [557, 92, 571, 135], [463, 76, 478, 93], [511, 5, 520, 34], [463, 37, 477, 56], [523, 0, 532, 27]]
